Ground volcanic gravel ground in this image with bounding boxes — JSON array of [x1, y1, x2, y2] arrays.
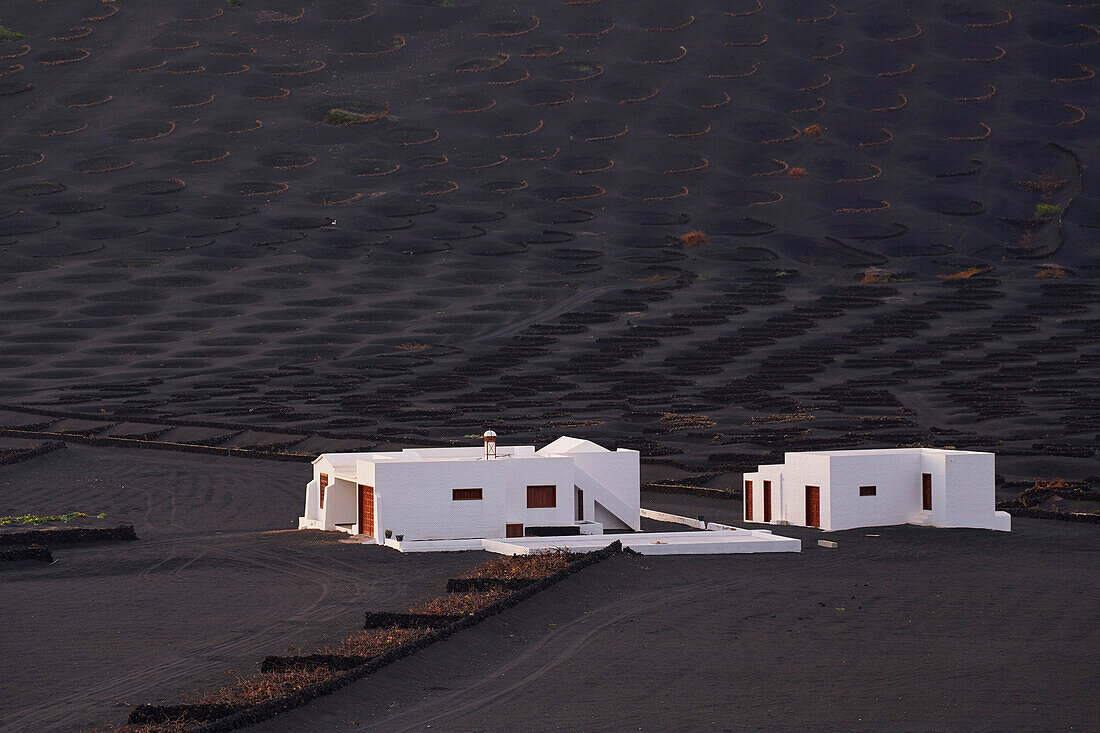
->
[[0, 0, 1095, 477], [0, 445, 486, 732], [0, 1, 1097, 728], [247, 508, 1100, 732]]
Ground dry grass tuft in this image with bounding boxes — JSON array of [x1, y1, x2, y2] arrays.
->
[[1017, 171, 1067, 195], [745, 411, 815, 425], [678, 230, 708, 247], [803, 124, 823, 136], [786, 166, 807, 178], [938, 265, 993, 280], [328, 627, 433, 657], [324, 104, 390, 125], [1035, 265, 1068, 279], [188, 667, 330, 707], [468, 547, 577, 580], [660, 412, 716, 430], [858, 267, 892, 284], [410, 589, 509, 615], [396, 342, 430, 351]]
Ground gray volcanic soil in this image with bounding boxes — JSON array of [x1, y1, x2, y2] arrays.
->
[[249, 509, 1100, 733], [0, 445, 487, 732], [0, 0, 1096, 477], [0, 0, 1098, 730]]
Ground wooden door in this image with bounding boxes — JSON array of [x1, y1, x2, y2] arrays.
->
[[506, 523, 524, 538], [805, 486, 820, 528], [358, 484, 374, 536], [922, 473, 932, 510], [576, 488, 584, 521], [763, 481, 772, 522], [744, 480, 753, 521]]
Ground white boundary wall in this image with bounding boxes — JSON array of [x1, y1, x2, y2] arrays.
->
[[385, 530, 800, 555]]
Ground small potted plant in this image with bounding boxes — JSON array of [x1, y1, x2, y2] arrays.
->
[[384, 529, 392, 539]]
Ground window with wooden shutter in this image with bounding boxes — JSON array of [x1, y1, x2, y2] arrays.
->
[[859, 485, 877, 496], [526, 485, 556, 508], [319, 473, 329, 509], [452, 488, 483, 501]]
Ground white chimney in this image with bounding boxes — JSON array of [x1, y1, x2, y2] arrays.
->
[[483, 430, 497, 460]]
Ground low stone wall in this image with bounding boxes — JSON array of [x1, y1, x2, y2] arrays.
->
[[129, 703, 238, 726], [131, 541, 624, 732], [1004, 508, 1100, 525], [0, 544, 52, 562], [259, 654, 368, 674], [0, 427, 314, 463], [0, 525, 137, 546], [445, 577, 532, 593], [362, 612, 462, 629], [0, 440, 65, 466]]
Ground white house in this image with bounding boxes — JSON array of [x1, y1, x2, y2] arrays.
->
[[299, 434, 640, 543], [742, 448, 1011, 532]]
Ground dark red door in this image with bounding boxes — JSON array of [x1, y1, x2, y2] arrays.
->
[[744, 480, 753, 521], [506, 523, 524, 538], [358, 484, 374, 536], [922, 473, 932, 510], [763, 481, 772, 522], [805, 486, 820, 528], [576, 488, 584, 521]]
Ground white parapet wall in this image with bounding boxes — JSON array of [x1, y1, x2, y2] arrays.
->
[[381, 529, 800, 555], [640, 507, 707, 529], [487, 530, 801, 556]]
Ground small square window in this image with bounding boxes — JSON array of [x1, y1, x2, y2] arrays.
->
[[859, 485, 877, 497], [527, 485, 556, 508], [452, 488, 483, 501]]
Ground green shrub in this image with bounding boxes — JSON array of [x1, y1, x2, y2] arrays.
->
[[226, 0, 242, 7], [0, 512, 93, 527], [325, 108, 365, 125], [1035, 203, 1061, 219], [0, 25, 26, 43]]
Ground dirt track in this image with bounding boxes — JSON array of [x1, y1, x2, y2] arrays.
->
[[0, 446, 485, 732], [250, 511, 1099, 732]]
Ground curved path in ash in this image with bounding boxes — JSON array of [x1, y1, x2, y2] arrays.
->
[[252, 500, 1099, 733], [476, 283, 627, 342], [0, 445, 484, 733]]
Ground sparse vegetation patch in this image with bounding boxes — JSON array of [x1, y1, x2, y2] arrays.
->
[[0, 26, 25, 43], [0, 511, 102, 527], [938, 265, 994, 280], [678, 230, 708, 247], [1034, 264, 1068, 279]]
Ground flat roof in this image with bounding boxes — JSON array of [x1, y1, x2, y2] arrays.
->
[[791, 448, 991, 457], [319, 445, 545, 464], [316, 436, 624, 465]]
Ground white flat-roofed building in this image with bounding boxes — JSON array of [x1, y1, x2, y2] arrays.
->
[[743, 448, 1010, 532], [299, 435, 640, 542]]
